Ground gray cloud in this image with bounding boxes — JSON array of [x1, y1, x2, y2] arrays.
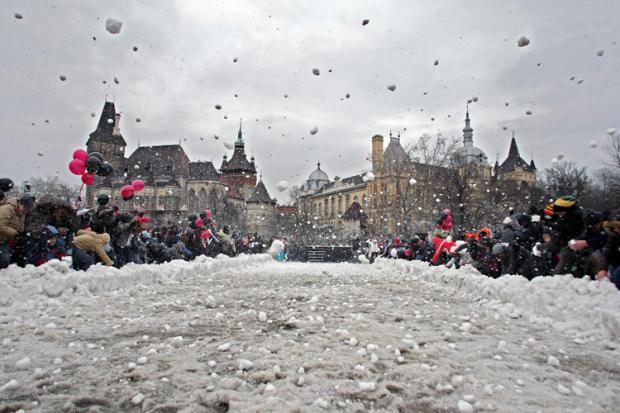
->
[[1, 0, 619, 202]]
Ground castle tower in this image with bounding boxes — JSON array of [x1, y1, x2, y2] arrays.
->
[[371, 135, 384, 175], [86, 101, 127, 171]]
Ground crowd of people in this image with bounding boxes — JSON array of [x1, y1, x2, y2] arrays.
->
[[359, 196, 619, 289], [0, 176, 618, 291], [0, 188, 270, 272]]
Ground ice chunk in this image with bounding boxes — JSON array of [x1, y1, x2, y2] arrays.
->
[[458, 400, 473, 413], [310, 127, 319, 135], [362, 19, 369, 26], [15, 357, 31, 370], [547, 355, 560, 367], [596, 49, 605, 56], [131, 393, 145, 405], [387, 84, 396, 91], [312, 68, 320, 76], [0, 379, 19, 392], [359, 381, 376, 391]]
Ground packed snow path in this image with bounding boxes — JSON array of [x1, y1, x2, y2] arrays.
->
[[1, 256, 619, 412]]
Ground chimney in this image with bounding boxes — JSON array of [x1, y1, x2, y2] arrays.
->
[[112, 113, 121, 136]]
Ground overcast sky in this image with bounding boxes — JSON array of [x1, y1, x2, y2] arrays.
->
[[2, 0, 619, 202]]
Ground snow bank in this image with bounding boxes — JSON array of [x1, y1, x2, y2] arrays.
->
[[0, 254, 272, 310], [377, 258, 620, 341]]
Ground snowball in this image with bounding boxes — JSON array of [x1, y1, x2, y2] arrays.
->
[[233, 57, 238, 62], [517, 36, 530, 47], [170, 336, 183, 347], [224, 142, 234, 150], [310, 126, 319, 135], [107, 118, 114, 124], [362, 19, 369, 26], [0, 379, 19, 393], [131, 393, 145, 405], [37, 151, 44, 157], [14, 13, 23, 20], [105, 18, 123, 34], [312, 68, 320, 76], [365, 172, 375, 181], [59, 75, 66, 81], [133, 46, 138, 52], [472, 96, 478, 102], [15, 357, 31, 370], [589, 140, 598, 148], [359, 381, 376, 391], [596, 49, 605, 56], [135, 118, 141, 123], [258, 311, 267, 321], [556, 153, 565, 160], [607, 128, 616, 136], [505, 102, 509, 107], [215, 104, 222, 110], [547, 355, 560, 367], [238, 359, 253, 370], [387, 84, 396, 91], [458, 400, 474, 413], [434, 59, 439, 66], [268, 239, 285, 258], [409, 178, 417, 185], [90, 112, 96, 117]]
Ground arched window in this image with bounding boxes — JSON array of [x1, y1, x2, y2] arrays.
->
[[199, 188, 207, 211], [189, 189, 197, 211]]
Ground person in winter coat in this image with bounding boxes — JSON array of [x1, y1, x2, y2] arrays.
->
[[597, 210, 620, 289], [219, 226, 236, 257], [545, 196, 585, 275], [0, 197, 31, 268], [433, 209, 453, 247], [431, 235, 455, 265], [71, 230, 113, 271]]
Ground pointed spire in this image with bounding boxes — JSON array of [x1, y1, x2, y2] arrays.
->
[[317, 161, 321, 170], [508, 132, 521, 159], [462, 106, 473, 146], [235, 119, 244, 146]]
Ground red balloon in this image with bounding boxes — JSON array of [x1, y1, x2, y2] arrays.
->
[[138, 216, 151, 224], [205, 209, 213, 219], [81, 173, 96, 185], [73, 149, 89, 163], [69, 159, 86, 175], [120, 184, 135, 199], [132, 179, 145, 192]]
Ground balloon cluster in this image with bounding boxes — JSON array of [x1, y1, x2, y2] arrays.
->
[[120, 179, 145, 201], [0, 178, 14, 202], [69, 149, 114, 185]]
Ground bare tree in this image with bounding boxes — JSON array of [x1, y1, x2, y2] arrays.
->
[[24, 175, 81, 203], [604, 133, 620, 169], [542, 160, 591, 200]]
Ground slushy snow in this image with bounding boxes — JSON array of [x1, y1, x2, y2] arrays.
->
[[0, 256, 618, 411]]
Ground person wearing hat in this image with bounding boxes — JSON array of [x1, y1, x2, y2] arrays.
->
[[0, 196, 35, 269], [597, 210, 620, 289], [543, 195, 585, 275]]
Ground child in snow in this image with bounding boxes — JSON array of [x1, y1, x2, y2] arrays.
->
[[71, 229, 114, 271]]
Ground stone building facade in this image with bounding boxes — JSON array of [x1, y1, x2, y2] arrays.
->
[[85, 101, 277, 235]]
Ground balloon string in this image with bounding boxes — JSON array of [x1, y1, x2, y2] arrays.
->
[[75, 183, 84, 210]]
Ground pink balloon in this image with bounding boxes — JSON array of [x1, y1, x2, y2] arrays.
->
[[69, 159, 86, 175], [73, 149, 89, 163], [132, 179, 145, 192], [120, 185, 135, 199], [81, 172, 95, 185]]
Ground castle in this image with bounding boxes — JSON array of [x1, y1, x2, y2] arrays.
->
[[85, 101, 278, 236], [297, 109, 538, 235]]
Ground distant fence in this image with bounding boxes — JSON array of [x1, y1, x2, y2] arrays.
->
[[297, 245, 354, 263]]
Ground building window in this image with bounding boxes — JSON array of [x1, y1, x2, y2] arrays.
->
[[330, 197, 335, 217], [345, 194, 350, 207], [338, 196, 342, 214], [362, 194, 367, 209], [324, 199, 328, 216], [318, 203, 322, 216], [354, 195, 358, 204]]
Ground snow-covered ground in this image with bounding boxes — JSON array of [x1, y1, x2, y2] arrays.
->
[[1, 256, 619, 412]]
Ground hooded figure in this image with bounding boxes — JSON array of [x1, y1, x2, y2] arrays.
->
[[598, 210, 620, 288]]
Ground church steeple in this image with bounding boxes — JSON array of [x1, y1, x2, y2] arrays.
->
[[235, 119, 244, 147], [508, 131, 521, 159], [463, 106, 473, 147]]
